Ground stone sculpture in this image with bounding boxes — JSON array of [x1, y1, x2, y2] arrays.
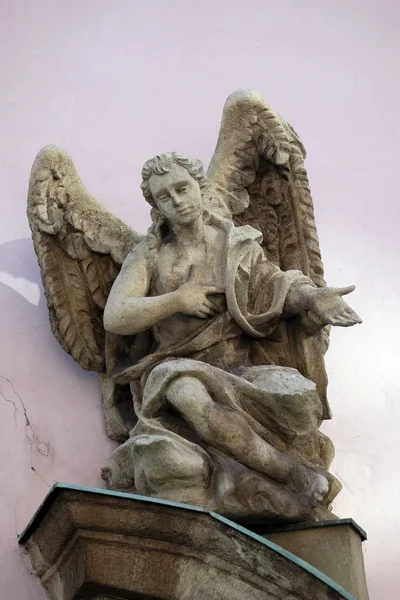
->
[[27, 90, 361, 522]]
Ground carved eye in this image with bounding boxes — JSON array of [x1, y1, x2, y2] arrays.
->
[[178, 185, 188, 193], [157, 194, 170, 202]]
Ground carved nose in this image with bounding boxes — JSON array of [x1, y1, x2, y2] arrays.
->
[[171, 193, 183, 205]]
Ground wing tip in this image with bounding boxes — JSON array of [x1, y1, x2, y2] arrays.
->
[[225, 89, 265, 108], [34, 143, 71, 163]]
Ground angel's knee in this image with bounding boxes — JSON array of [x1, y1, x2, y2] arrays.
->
[[166, 375, 212, 418]]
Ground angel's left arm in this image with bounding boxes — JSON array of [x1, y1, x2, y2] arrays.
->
[[239, 243, 315, 334], [249, 244, 361, 330], [285, 280, 362, 328]]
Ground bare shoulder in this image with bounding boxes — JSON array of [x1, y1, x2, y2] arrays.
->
[[110, 238, 153, 299], [120, 238, 153, 272]]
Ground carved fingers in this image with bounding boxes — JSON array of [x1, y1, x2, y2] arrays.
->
[[306, 285, 362, 328], [177, 278, 225, 319], [193, 298, 219, 319], [329, 285, 356, 297], [190, 292, 226, 319]]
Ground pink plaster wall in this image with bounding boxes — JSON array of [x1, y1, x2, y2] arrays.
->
[[0, 0, 399, 597]]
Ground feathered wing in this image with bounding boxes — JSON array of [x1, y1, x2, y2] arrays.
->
[[28, 145, 143, 439], [207, 90, 332, 419]]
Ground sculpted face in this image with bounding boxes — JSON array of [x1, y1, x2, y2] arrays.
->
[[149, 164, 203, 226]]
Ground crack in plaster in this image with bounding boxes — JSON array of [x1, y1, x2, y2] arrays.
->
[[0, 374, 51, 489]]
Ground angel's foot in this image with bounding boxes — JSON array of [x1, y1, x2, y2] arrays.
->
[[101, 443, 136, 492], [290, 464, 330, 506]]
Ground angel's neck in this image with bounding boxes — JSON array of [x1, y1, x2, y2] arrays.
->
[[168, 217, 205, 247]]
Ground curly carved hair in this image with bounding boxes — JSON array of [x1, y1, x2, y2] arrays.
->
[[141, 152, 209, 250]]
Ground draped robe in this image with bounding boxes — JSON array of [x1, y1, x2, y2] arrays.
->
[[103, 216, 338, 521]]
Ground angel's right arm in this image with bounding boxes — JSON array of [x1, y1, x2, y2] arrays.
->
[[103, 242, 182, 336]]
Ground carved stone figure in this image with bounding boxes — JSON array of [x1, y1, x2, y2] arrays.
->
[[27, 90, 361, 522]]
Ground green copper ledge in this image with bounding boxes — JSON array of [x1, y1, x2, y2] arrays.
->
[[19, 482, 358, 600]]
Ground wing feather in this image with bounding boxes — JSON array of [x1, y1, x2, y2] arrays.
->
[[208, 90, 331, 418], [28, 145, 143, 372], [81, 254, 120, 310]]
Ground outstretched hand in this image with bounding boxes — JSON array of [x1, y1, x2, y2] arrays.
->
[[304, 285, 362, 328]]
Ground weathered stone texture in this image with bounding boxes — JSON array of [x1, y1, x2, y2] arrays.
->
[[21, 486, 358, 600]]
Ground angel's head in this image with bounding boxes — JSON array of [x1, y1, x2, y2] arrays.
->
[[141, 152, 209, 248]]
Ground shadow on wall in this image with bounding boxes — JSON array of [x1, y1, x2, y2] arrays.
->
[[0, 236, 91, 378], [0, 237, 43, 307]]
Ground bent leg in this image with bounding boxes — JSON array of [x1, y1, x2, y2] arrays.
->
[[166, 375, 328, 501]]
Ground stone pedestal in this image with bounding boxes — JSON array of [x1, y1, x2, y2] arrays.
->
[[19, 483, 363, 600], [251, 519, 369, 600]]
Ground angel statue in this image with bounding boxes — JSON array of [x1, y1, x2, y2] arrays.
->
[[28, 90, 361, 523]]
